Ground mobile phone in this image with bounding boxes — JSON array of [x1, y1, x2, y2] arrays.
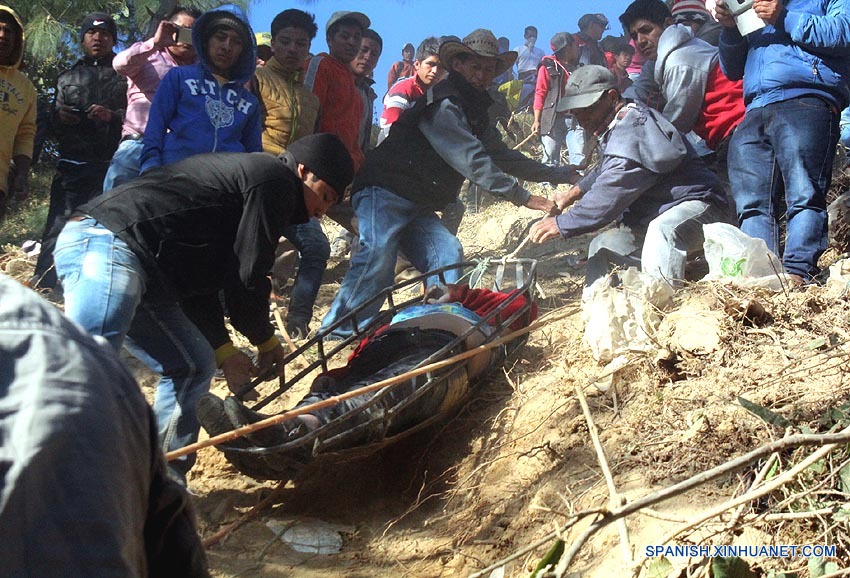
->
[[175, 26, 193, 46], [724, 0, 754, 16]]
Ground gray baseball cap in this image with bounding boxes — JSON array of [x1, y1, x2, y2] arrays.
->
[[556, 65, 617, 112], [550, 32, 573, 53]]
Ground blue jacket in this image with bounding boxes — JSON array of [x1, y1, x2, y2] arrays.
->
[[140, 4, 261, 173], [718, 0, 850, 111]]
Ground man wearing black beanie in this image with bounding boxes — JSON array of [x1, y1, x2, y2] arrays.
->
[[52, 134, 353, 484], [30, 11, 126, 290]]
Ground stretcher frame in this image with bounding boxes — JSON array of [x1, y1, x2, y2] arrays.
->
[[218, 258, 538, 479]]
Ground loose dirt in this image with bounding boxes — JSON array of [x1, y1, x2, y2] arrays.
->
[[4, 189, 849, 577], [190, 197, 850, 577]]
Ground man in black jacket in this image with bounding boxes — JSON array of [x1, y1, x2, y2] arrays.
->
[[31, 12, 127, 289], [319, 29, 578, 339], [53, 134, 354, 482]]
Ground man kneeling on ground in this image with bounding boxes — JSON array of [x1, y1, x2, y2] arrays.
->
[[529, 65, 732, 286]]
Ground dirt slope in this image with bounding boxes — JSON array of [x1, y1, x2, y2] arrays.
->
[[3, 191, 848, 577], [186, 198, 850, 577]]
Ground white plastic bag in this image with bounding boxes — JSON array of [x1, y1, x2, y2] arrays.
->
[[582, 267, 674, 362], [702, 223, 786, 290], [588, 224, 638, 258]]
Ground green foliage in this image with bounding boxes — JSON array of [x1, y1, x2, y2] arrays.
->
[[18, 0, 249, 101], [738, 396, 792, 429], [645, 556, 673, 578], [0, 164, 52, 247], [532, 539, 564, 577], [711, 556, 757, 578], [820, 400, 850, 430], [808, 557, 840, 577]]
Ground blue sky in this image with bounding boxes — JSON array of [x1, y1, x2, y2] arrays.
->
[[248, 0, 635, 104]]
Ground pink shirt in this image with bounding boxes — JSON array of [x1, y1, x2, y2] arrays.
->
[[626, 39, 645, 78], [113, 39, 191, 137]]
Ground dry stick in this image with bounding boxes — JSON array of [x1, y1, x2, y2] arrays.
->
[[504, 236, 548, 298], [167, 305, 580, 461], [573, 384, 633, 570], [820, 567, 850, 578], [506, 235, 532, 260], [202, 480, 288, 548], [750, 507, 835, 522], [469, 427, 850, 578], [272, 305, 297, 354], [512, 131, 537, 151], [602, 436, 846, 577], [726, 452, 779, 530]]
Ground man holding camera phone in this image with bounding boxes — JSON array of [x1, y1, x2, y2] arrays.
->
[[31, 12, 127, 290], [715, 0, 850, 285], [103, 6, 201, 191]]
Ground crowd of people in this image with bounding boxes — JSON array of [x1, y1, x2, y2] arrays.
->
[[1, 0, 850, 573]]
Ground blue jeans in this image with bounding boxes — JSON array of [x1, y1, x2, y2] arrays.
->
[[727, 96, 839, 278], [640, 199, 732, 286], [319, 186, 464, 338], [565, 115, 591, 167], [103, 137, 143, 191], [585, 200, 730, 287], [280, 217, 329, 326], [541, 116, 568, 167], [54, 218, 216, 479]]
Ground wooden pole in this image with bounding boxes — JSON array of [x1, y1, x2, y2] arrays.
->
[[166, 305, 579, 461]]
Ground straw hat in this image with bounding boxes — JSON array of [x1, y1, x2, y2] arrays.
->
[[439, 29, 517, 77]]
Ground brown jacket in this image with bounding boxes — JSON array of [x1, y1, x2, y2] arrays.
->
[[251, 56, 320, 154]]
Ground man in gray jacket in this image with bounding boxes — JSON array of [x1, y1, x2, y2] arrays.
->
[[0, 274, 208, 577], [530, 65, 732, 287], [320, 29, 577, 339], [620, 0, 745, 153]]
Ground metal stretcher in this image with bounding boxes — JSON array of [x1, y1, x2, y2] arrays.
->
[[217, 258, 538, 480]]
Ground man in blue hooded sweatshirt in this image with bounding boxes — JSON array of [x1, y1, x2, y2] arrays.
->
[[141, 4, 261, 172]]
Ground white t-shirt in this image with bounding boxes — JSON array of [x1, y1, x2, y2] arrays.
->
[[514, 43, 545, 74]]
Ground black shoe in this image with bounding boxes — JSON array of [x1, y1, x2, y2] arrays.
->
[[284, 319, 310, 340], [223, 396, 305, 447], [196, 393, 236, 437], [198, 394, 298, 479]]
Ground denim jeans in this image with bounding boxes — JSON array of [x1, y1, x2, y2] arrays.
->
[[280, 217, 329, 327], [103, 138, 143, 191], [565, 115, 591, 167], [32, 160, 109, 289], [640, 199, 732, 286], [54, 218, 216, 479], [319, 186, 464, 338], [541, 117, 568, 167], [727, 96, 839, 278]]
